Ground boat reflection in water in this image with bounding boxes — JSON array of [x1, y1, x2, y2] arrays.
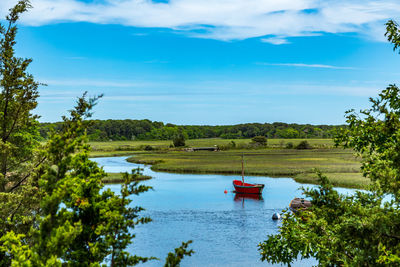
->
[[234, 193, 264, 208], [234, 193, 264, 201]]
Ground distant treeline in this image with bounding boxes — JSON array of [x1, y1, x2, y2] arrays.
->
[[39, 119, 343, 141]]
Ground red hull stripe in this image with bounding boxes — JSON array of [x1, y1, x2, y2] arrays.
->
[[232, 180, 264, 194]]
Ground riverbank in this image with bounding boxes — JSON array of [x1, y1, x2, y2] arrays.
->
[[89, 138, 369, 189], [126, 149, 368, 189], [103, 172, 152, 184], [88, 138, 335, 157], [293, 172, 369, 189]]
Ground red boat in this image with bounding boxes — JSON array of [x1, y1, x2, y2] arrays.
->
[[233, 180, 264, 194], [232, 154, 265, 194]]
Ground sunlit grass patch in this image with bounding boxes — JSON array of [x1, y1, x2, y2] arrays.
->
[[102, 172, 152, 184], [87, 138, 367, 189], [294, 172, 370, 189], [288, 158, 328, 161], [126, 148, 363, 188]]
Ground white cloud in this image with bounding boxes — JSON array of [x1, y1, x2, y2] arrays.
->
[[261, 37, 289, 45], [1, 0, 400, 42], [131, 32, 148, 36], [257, 62, 356, 70]]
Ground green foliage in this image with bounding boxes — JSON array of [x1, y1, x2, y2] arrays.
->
[[1, 94, 156, 266], [295, 140, 311, 149], [164, 241, 194, 267], [0, 1, 41, 262], [285, 142, 294, 149], [0, 2, 193, 266], [144, 145, 154, 151], [259, 171, 394, 266], [275, 127, 300, 138], [259, 19, 400, 265], [386, 20, 400, 53], [40, 120, 343, 141], [251, 135, 267, 146], [0, 1, 39, 192], [335, 85, 400, 200], [172, 130, 186, 147]]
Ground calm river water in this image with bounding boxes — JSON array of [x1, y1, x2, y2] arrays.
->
[[92, 156, 354, 267]]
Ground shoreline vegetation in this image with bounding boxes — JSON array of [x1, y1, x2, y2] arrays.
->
[[40, 120, 342, 141], [90, 138, 369, 189], [102, 172, 152, 184]]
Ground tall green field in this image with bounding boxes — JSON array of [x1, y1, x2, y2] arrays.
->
[[127, 149, 359, 176], [89, 138, 335, 157], [89, 138, 368, 189]]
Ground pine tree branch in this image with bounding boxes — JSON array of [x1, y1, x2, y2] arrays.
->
[[8, 156, 46, 192]]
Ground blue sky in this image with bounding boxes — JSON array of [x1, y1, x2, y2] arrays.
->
[[3, 0, 400, 125]]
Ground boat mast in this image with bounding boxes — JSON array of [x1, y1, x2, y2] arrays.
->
[[241, 153, 245, 184]]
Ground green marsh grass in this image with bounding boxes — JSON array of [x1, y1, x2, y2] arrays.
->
[[89, 138, 336, 157], [89, 138, 369, 189], [294, 172, 369, 189], [127, 149, 360, 176], [102, 172, 152, 184]]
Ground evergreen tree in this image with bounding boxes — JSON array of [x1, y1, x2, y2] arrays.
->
[[258, 19, 400, 266], [0, 2, 192, 265], [0, 0, 41, 256]]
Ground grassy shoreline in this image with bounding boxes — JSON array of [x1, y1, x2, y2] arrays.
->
[[126, 150, 369, 189], [293, 172, 369, 189], [88, 138, 335, 157], [102, 172, 152, 184], [89, 138, 370, 189]]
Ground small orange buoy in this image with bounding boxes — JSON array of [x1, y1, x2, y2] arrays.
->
[[224, 190, 228, 194]]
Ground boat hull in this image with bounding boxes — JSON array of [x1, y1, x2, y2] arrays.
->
[[233, 180, 264, 194]]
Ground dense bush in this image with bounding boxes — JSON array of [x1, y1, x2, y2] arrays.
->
[[144, 145, 154, 151], [173, 132, 186, 147], [285, 142, 294, 149], [296, 140, 312, 149], [251, 136, 268, 146]]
